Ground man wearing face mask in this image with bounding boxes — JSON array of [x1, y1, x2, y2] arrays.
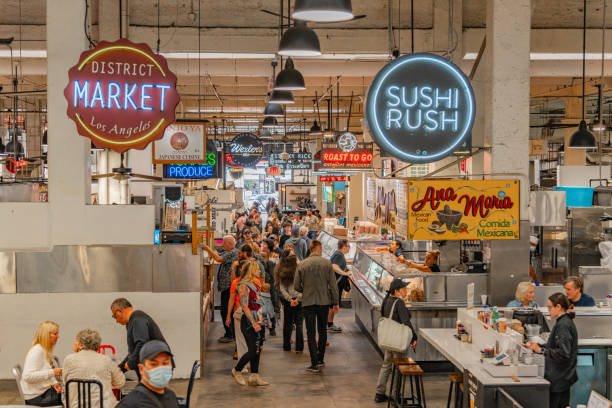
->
[[117, 340, 178, 408]]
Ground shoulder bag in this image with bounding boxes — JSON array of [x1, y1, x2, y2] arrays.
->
[[377, 299, 413, 352]]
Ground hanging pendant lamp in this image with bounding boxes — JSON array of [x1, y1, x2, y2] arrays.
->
[[570, 0, 596, 149], [274, 58, 306, 91], [278, 20, 321, 57], [269, 90, 295, 104], [293, 0, 353, 22], [262, 117, 279, 128], [310, 120, 322, 135], [264, 103, 284, 117]]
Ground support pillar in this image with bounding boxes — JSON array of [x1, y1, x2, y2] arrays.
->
[[484, 0, 532, 305]]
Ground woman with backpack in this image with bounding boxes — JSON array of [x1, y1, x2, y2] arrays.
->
[[232, 261, 270, 387], [374, 279, 417, 404]]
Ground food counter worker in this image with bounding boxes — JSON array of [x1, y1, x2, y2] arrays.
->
[[375, 240, 405, 262], [404, 250, 441, 273], [563, 276, 596, 307], [525, 293, 578, 408]]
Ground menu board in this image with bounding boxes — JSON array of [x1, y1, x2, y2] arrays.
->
[[366, 177, 377, 221], [395, 180, 409, 237]]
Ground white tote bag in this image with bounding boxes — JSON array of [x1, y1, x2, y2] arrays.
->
[[377, 298, 413, 352]]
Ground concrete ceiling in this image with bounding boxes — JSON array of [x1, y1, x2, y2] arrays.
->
[[2, 0, 612, 136]]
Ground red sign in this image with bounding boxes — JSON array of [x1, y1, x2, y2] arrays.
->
[[5, 158, 27, 174], [320, 176, 347, 182], [267, 166, 282, 176], [64, 38, 180, 153]]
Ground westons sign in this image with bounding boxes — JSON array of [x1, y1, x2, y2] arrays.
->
[[64, 38, 180, 152], [365, 53, 475, 163], [228, 133, 263, 168], [407, 180, 520, 240]]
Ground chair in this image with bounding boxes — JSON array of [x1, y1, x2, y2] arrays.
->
[[65, 379, 103, 408], [177, 360, 200, 408], [388, 361, 426, 408], [11, 364, 26, 403], [446, 373, 463, 408]]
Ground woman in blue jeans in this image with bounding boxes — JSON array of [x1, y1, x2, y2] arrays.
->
[[275, 250, 304, 352]]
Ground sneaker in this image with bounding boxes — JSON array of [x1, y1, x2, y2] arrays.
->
[[374, 394, 388, 403], [231, 368, 246, 386], [305, 365, 320, 373], [328, 324, 342, 332], [295, 350, 303, 354], [317, 361, 325, 368], [218, 336, 234, 343], [269, 329, 277, 336]]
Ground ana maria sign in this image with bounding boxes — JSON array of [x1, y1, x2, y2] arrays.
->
[[365, 53, 475, 163], [64, 38, 180, 152]]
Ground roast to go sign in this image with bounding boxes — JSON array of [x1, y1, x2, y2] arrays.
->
[[408, 180, 520, 240], [365, 53, 475, 163], [64, 38, 180, 152]]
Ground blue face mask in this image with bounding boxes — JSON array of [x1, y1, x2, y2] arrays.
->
[[145, 366, 173, 388]]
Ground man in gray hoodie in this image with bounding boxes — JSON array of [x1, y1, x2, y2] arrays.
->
[[285, 225, 308, 261]]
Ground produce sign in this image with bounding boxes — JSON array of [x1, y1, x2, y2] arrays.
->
[[321, 142, 373, 169], [64, 38, 179, 152], [269, 152, 312, 169], [162, 140, 219, 179], [228, 133, 263, 168], [407, 180, 520, 240], [365, 53, 474, 163], [153, 122, 206, 164]]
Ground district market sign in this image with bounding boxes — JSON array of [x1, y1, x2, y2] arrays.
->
[[365, 53, 475, 163], [64, 38, 180, 153], [228, 133, 263, 168]]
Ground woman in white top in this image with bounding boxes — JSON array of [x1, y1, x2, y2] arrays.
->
[[63, 328, 126, 408], [21, 321, 62, 406]]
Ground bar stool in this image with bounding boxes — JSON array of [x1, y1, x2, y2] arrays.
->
[[388, 360, 426, 408], [446, 373, 463, 408], [388, 358, 415, 408]]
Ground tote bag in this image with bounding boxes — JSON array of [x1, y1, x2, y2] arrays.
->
[[377, 298, 413, 352]]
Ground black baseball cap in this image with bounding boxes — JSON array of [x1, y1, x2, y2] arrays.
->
[[388, 278, 408, 293], [139, 340, 173, 362]]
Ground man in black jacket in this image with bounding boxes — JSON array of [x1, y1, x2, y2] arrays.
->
[[116, 340, 178, 408], [111, 298, 171, 379]]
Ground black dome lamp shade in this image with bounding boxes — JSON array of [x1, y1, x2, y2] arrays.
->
[[262, 117, 279, 128], [310, 120, 322, 135], [269, 90, 295, 104], [570, 120, 596, 148], [264, 103, 284, 117], [293, 0, 353, 23], [569, 0, 596, 149], [274, 58, 306, 91], [278, 20, 321, 57]]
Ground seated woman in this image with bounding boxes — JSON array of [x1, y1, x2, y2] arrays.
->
[[507, 281, 539, 308], [63, 328, 125, 408], [375, 240, 405, 262], [404, 250, 441, 273], [21, 321, 62, 406]]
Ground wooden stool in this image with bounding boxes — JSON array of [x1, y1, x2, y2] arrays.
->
[[388, 363, 426, 408], [392, 357, 417, 366], [446, 373, 463, 408]]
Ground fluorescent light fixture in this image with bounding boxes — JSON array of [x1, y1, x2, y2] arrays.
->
[[0, 50, 47, 58], [161, 52, 276, 59], [464, 52, 612, 60]]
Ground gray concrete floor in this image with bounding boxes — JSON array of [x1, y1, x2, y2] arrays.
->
[[0, 309, 452, 407]]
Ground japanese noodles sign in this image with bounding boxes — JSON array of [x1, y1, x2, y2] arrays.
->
[[64, 38, 180, 152], [365, 53, 474, 163], [153, 122, 206, 164], [408, 180, 520, 240]]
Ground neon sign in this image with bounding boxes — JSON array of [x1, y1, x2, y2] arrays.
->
[[64, 38, 180, 152], [365, 53, 475, 163], [321, 142, 373, 169], [320, 176, 347, 182], [163, 164, 215, 179]]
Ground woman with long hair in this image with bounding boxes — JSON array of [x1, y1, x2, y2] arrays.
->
[[232, 261, 269, 387], [275, 250, 303, 352], [21, 321, 63, 406], [525, 293, 578, 408]]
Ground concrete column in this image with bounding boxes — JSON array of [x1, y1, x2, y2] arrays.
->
[[347, 173, 366, 231], [484, 0, 532, 304]]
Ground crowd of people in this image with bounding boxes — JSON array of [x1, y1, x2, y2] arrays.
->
[[20, 298, 179, 407], [200, 200, 354, 384]]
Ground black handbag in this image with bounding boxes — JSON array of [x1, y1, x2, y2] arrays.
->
[[25, 387, 62, 406]]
